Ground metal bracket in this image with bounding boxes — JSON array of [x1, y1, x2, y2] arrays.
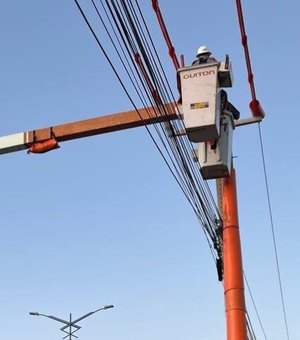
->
[[234, 116, 262, 127]]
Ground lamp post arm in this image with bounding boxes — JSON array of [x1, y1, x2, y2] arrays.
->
[[70, 311, 96, 325], [29, 305, 114, 337], [71, 305, 114, 325], [41, 314, 71, 326]]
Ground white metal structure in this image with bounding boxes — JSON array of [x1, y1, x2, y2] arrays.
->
[[178, 62, 221, 143], [198, 112, 235, 179], [178, 59, 235, 179]]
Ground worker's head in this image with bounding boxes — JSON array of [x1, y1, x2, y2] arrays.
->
[[196, 45, 211, 62]]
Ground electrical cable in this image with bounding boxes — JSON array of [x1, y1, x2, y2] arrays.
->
[[128, 0, 222, 249], [235, 1, 285, 337], [74, 0, 223, 271], [258, 123, 290, 340], [132, 0, 220, 220], [99, 0, 204, 212], [146, 0, 220, 220], [244, 272, 268, 340], [73, 0, 202, 220], [105, 0, 220, 231], [246, 315, 257, 340]]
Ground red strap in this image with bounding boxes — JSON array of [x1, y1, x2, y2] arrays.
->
[[134, 53, 163, 106], [152, 0, 180, 70], [235, 0, 264, 118]]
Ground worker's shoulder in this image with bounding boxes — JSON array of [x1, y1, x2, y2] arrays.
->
[[207, 57, 218, 63]]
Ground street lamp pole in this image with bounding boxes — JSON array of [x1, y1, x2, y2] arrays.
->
[[29, 305, 114, 340]]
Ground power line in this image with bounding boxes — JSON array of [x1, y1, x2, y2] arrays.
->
[[244, 272, 268, 340], [246, 314, 257, 340], [235, 1, 285, 336], [99, 0, 221, 231], [112, 0, 222, 248], [73, 0, 223, 275], [258, 123, 290, 339]]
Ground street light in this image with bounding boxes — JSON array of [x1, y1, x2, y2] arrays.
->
[[29, 305, 114, 340]]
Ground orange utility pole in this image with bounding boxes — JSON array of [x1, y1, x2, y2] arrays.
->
[[0, 101, 258, 340], [222, 168, 247, 340]]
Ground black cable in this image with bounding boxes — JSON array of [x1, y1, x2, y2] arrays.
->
[[132, 0, 221, 225], [91, 0, 147, 106], [117, 2, 220, 252], [77, 0, 207, 226], [74, 0, 223, 273], [100, 0, 199, 208], [123, 0, 218, 216], [246, 315, 257, 340], [74, 0, 194, 204], [129, 0, 222, 250], [244, 272, 268, 340], [111, 0, 217, 222]]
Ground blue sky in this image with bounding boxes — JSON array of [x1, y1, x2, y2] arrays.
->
[[0, 1, 299, 340]]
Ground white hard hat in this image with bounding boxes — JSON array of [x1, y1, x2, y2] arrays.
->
[[196, 45, 211, 57]]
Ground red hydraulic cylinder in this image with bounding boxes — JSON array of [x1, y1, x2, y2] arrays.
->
[[222, 168, 247, 340]]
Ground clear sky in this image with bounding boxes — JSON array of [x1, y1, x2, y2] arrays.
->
[[0, 1, 299, 340]]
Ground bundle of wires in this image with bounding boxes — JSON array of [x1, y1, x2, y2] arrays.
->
[[73, 0, 223, 278]]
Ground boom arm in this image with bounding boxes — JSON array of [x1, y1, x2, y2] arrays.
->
[[0, 104, 178, 155]]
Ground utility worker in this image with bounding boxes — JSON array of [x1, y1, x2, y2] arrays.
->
[[191, 45, 240, 119], [177, 46, 217, 103], [192, 45, 217, 65]]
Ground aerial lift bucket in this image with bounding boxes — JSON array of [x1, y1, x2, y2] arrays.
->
[[178, 62, 221, 143]]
